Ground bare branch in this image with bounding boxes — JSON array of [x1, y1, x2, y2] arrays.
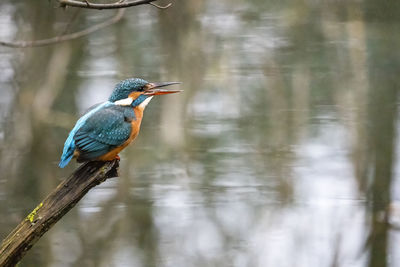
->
[[148, 2, 172, 9], [0, 0, 173, 48], [0, 160, 119, 267], [0, 9, 125, 48], [59, 0, 158, 10]]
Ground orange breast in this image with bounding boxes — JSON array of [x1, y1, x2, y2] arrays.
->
[[96, 107, 144, 161]]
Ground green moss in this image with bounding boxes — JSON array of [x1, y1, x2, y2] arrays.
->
[[100, 166, 107, 173], [26, 202, 43, 223]]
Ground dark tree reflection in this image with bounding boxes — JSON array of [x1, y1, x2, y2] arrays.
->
[[363, 1, 400, 266]]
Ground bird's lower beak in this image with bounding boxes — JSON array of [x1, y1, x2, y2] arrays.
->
[[144, 82, 182, 95]]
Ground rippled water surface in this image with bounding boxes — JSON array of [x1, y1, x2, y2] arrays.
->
[[1, 1, 400, 266]]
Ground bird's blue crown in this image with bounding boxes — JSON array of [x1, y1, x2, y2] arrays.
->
[[109, 78, 149, 102]]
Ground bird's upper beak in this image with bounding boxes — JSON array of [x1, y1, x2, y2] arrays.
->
[[144, 82, 182, 96]]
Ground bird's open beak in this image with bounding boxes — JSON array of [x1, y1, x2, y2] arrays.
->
[[144, 82, 182, 96]]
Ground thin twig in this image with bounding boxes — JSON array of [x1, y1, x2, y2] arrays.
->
[[148, 2, 172, 9], [0, 9, 125, 48], [59, 0, 158, 10]]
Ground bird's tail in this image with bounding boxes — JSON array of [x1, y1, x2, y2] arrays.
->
[[59, 135, 75, 168], [59, 153, 73, 168]]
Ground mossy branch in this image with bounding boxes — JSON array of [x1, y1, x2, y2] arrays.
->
[[0, 160, 119, 267]]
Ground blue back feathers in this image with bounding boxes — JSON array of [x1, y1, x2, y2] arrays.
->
[[108, 78, 149, 102], [73, 106, 135, 161], [59, 102, 112, 168]]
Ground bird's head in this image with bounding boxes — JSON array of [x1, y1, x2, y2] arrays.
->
[[109, 78, 181, 108]]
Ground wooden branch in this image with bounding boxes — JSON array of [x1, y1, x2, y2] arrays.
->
[[0, 9, 125, 48], [59, 0, 157, 10], [0, 0, 173, 48], [0, 160, 119, 267]]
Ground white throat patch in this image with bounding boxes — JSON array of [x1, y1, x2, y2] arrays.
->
[[139, 96, 153, 109], [115, 97, 133, 106]]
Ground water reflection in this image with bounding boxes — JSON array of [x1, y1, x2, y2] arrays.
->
[[0, 0, 400, 266]]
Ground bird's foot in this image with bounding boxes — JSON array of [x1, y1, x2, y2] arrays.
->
[[115, 155, 120, 161]]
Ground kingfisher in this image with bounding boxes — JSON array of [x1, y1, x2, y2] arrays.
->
[[59, 78, 181, 168]]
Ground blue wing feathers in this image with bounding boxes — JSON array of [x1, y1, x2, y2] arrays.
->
[[59, 104, 134, 166], [59, 102, 112, 168], [74, 106, 133, 161]]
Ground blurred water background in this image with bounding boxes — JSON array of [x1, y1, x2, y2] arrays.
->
[[1, 0, 400, 266]]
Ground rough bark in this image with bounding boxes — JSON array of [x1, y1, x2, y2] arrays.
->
[[0, 160, 119, 267]]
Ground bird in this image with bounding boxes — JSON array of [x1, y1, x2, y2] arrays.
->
[[59, 78, 181, 168]]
